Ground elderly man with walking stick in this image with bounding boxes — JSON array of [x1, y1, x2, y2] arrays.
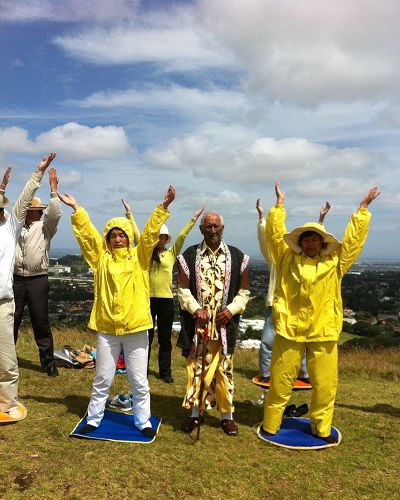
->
[[177, 211, 250, 437]]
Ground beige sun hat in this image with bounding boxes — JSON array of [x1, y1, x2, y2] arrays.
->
[[0, 193, 9, 209], [284, 222, 341, 256], [159, 224, 171, 243], [29, 197, 48, 210]]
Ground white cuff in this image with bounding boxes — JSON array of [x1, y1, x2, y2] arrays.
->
[[178, 287, 201, 316], [226, 289, 250, 316]]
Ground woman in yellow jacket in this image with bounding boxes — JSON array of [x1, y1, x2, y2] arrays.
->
[[262, 181, 379, 443], [122, 200, 203, 383], [57, 187, 175, 437]]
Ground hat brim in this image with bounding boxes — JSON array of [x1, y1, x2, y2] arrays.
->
[[28, 205, 48, 210], [284, 224, 341, 256], [0, 196, 9, 209]]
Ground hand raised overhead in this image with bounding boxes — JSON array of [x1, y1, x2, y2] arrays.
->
[[162, 185, 175, 209], [37, 152, 57, 173]]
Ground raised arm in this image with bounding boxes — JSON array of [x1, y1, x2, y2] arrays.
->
[[43, 167, 62, 238], [319, 201, 331, 224], [122, 198, 140, 245], [265, 181, 288, 266], [339, 186, 380, 276], [13, 152, 57, 222], [170, 207, 204, 257], [359, 186, 380, 209], [256, 198, 272, 265], [57, 192, 102, 270], [136, 186, 174, 268], [0, 166, 12, 191]]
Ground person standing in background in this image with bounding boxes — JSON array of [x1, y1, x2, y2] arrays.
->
[[13, 167, 62, 377]]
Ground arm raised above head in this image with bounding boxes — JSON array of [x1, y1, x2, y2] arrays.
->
[[122, 198, 140, 245], [0, 166, 12, 191], [319, 202, 331, 224], [359, 186, 380, 209], [12, 153, 56, 223], [136, 186, 173, 268], [275, 180, 285, 205]]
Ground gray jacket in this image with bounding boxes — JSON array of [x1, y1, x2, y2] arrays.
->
[[14, 193, 62, 277]]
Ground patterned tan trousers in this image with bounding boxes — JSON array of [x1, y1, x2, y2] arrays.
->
[[183, 338, 234, 414]]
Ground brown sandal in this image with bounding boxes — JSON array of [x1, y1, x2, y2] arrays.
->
[[221, 419, 238, 436], [181, 416, 204, 433]]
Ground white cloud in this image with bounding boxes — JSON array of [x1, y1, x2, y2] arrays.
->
[[199, 0, 400, 106], [188, 190, 246, 209], [53, 8, 235, 71], [145, 127, 380, 184], [0, 127, 36, 157], [59, 170, 82, 187], [67, 84, 246, 118], [0, 123, 131, 161], [0, 0, 139, 22]]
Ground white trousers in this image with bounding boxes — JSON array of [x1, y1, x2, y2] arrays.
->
[[86, 330, 152, 430], [0, 298, 19, 412]]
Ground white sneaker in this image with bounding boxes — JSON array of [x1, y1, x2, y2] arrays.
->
[[8, 407, 23, 419], [106, 394, 133, 412]]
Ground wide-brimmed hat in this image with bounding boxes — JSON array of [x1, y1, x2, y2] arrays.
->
[[284, 222, 341, 256], [159, 224, 171, 243], [29, 197, 48, 210], [0, 193, 9, 208]]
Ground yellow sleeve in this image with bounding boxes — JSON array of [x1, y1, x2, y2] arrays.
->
[[266, 204, 288, 266], [125, 211, 141, 245], [170, 218, 196, 258], [339, 208, 371, 276], [136, 205, 169, 269], [71, 208, 103, 270]]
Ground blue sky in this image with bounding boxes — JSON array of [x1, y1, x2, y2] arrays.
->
[[1, 0, 399, 259]]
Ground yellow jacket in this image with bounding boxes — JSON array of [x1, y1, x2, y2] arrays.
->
[[71, 205, 169, 335], [266, 205, 371, 342], [149, 218, 196, 298], [126, 214, 197, 298]]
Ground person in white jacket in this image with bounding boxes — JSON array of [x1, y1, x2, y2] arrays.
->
[[13, 167, 62, 377], [0, 153, 56, 423]]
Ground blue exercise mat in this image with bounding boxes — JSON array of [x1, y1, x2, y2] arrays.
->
[[254, 417, 341, 450], [70, 409, 161, 444]]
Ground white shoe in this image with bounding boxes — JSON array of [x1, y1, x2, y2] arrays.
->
[[0, 402, 27, 423]]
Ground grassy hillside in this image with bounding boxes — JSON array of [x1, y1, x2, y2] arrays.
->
[[1, 327, 399, 499]]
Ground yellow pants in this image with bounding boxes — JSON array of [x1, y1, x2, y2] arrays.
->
[[183, 339, 234, 413], [263, 335, 338, 438]]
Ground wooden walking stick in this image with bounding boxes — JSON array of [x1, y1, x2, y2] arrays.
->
[[195, 326, 209, 442]]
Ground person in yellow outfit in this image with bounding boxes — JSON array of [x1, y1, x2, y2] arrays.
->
[[122, 199, 204, 383], [262, 181, 380, 443], [57, 186, 175, 437], [122, 201, 204, 383]]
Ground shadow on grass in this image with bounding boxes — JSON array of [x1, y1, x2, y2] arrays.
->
[[234, 366, 258, 380], [17, 357, 43, 373], [338, 402, 400, 418], [23, 394, 89, 417], [150, 393, 262, 431]]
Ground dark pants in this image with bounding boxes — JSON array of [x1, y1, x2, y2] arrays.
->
[[13, 274, 55, 370], [148, 297, 174, 378]]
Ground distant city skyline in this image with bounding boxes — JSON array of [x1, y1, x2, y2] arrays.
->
[[1, 1, 399, 258]]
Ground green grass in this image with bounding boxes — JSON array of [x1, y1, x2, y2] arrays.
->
[[1, 327, 400, 499]]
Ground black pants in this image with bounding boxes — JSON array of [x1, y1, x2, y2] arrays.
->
[[148, 297, 174, 378], [13, 274, 55, 370]]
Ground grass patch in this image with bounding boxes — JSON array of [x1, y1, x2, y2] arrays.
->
[[1, 327, 400, 499]]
